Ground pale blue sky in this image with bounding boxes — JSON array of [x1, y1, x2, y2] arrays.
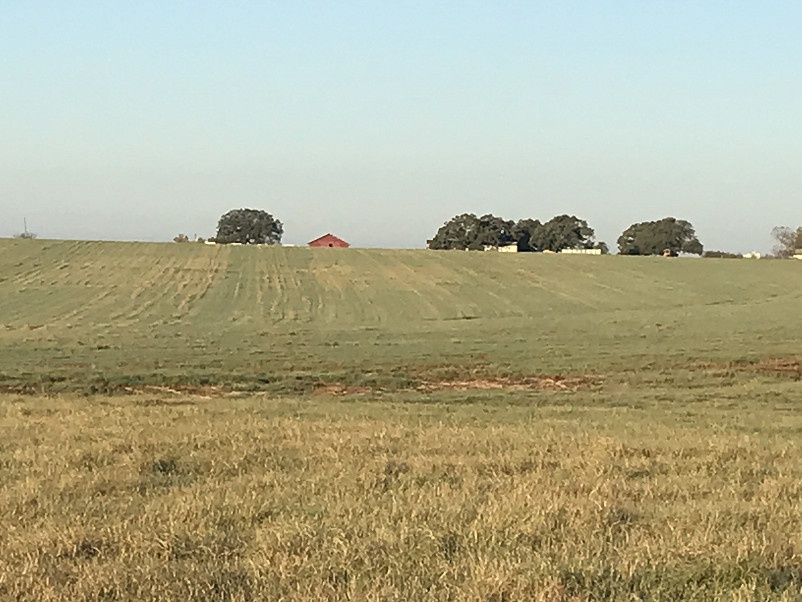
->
[[2, 1, 800, 251]]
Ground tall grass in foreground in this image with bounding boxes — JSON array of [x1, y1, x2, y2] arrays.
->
[[2, 390, 802, 601]]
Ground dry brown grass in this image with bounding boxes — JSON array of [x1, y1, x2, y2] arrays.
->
[[3, 390, 802, 601], [691, 356, 802, 381], [313, 372, 600, 396]]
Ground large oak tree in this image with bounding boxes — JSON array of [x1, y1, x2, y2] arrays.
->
[[427, 213, 515, 250], [617, 217, 703, 256], [215, 209, 283, 245]]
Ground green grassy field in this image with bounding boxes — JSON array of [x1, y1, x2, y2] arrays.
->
[[2, 238, 802, 600], [1, 238, 800, 393]]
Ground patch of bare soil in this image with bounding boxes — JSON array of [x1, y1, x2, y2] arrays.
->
[[0, 384, 40, 395], [313, 383, 371, 396], [403, 363, 601, 393], [414, 374, 600, 393], [750, 356, 802, 380], [132, 397, 200, 407], [313, 369, 600, 397], [121, 385, 241, 398]]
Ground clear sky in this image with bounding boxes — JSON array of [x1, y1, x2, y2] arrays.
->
[[2, 1, 800, 252]]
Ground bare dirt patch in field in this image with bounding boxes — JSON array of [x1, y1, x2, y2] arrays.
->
[[0, 384, 41, 395], [122, 384, 223, 397], [405, 363, 602, 393], [313, 374, 602, 397], [751, 356, 802, 379], [313, 383, 372, 396], [122, 385, 255, 398], [414, 373, 600, 392]]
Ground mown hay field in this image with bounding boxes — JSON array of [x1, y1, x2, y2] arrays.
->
[[1, 238, 801, 393], [1, 238, 802, 600]]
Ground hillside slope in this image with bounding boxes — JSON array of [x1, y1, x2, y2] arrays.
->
[[1, 239, 800, 392]]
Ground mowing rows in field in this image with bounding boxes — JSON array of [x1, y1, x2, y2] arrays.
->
[[1, 239, 801, 393]]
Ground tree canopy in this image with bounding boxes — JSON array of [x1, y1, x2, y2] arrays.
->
[[429, 213, 599, 252], [617, 217, 703, 256], [771, 226, 802, 257], [427, 214, 515, 250], [512, 219, 543, 252], [535, 215, 596, 252], [215, 209, 283, 245]]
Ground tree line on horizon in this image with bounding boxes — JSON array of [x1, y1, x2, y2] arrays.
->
[[427, 213, 704, 256], [427, 214, 604, 253], [167, 208, 799, 258]]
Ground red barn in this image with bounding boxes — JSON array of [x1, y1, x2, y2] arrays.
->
[[308, 233, 350, 248]]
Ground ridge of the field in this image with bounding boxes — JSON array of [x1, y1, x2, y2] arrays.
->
[[1, 238, 801, 394]]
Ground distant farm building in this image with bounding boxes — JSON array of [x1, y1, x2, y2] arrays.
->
[[742, 251, 762, 259], [482, 244, 518, 253], [309, 233, 350, 248], [560, 248, 602, 255], [794, 249, 802, 260]]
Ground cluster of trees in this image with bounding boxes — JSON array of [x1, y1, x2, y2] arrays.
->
[[427, 213, 603, 253], [428, 213, 707, 256]]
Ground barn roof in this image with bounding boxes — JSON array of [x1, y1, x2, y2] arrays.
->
[[308, 233, 349, 247]]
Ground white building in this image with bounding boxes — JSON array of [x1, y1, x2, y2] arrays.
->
[[560, 248, 602, 255], [483, 244, 519, 253]]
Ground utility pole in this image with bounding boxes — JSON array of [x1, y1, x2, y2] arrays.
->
[[24, 218, 28, 236]]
